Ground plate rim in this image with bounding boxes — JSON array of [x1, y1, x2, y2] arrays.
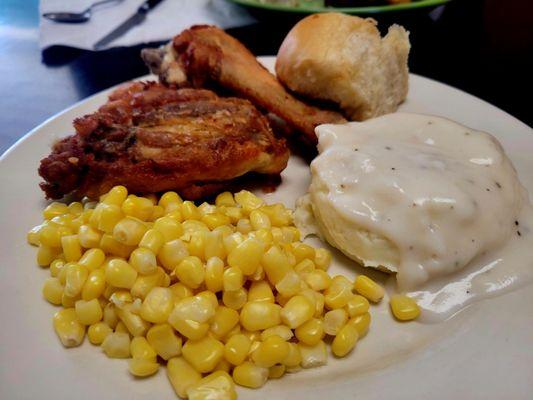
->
[[227, 0, 451, 14]]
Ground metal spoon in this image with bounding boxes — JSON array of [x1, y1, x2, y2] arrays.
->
[[43, 0, 124, 23]]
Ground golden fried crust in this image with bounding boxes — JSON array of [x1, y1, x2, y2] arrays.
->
[[39, 81, 289, 200], [143, 25, 346, 144]]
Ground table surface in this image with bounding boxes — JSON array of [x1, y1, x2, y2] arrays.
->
[[0, 0, 531, 156]]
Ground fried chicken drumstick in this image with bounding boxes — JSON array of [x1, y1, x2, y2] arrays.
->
[[39, 82, 289, 200], [142, 25, 346, 144]]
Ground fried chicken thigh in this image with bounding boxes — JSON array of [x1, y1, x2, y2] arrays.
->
[[141, 25, 346, 144], [39, 82, 289, 200]]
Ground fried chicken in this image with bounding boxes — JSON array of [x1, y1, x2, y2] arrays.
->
[[39, 82, 289, 200], [141, 25, 346, 145]]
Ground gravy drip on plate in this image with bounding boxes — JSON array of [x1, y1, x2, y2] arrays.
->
[[310, 114, 533, 321]]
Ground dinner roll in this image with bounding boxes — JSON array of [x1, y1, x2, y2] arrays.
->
[[276, 13, 410, 121]]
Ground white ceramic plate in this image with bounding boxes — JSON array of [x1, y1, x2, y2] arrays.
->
[[1, 57, 532, 400]]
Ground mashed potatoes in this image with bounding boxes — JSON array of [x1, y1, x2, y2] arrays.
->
[[296, 113, 528, 290]]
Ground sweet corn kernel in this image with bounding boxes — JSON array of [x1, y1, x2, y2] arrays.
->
[[154, 217, 183, 242], [324, 275, 354, 310], [129, 358, 160, 377], [101, 332, 131, 358], [348, 312, 371, 337], [87, 322, 113, 345], [281, 226, 300, 243], [260, 325, 293, 342], [205, 257, 224, 293], [96, 204, 123, 234], [75, 298, 103, 325], [159, 191, 183, 208], [167, 357, 202, 398], [214, 359, 232, 374], [314, 248, 332, 271], [295, 318, 324, 346], [223, 333, 251, 366], [42, 277, 64, 305], [103, 304, 119, 329], [122, 195, 153, 221], [222, 288, 247, 310], [251, 335, 289, 368], [303, 269, 332, 291], [236, 219, 252, 234], [210, 306, 240, 338], [249, 210, 271, 230], [146, 323, 182, 360], [259, 204, 292, 227], [39, 223, 72, 248], [234, 190, 263, 213], [275, 270, 301, 297], [223, 266, 243, 291], [138, 229, 165, 254], [169, 282, 194, 300], [299, 340, 327, 368], [115, 321, 130, 336], [261, 246, 291, 285], [43, 202, 68, 220], [187, 370, 237, 400], [240, 301, 281, 332], [99, 234, 135, 258], [116, 305, 150, 337], [113, 217, 147, 246], [61, 292, 79, 308], [323, 309, 348, 336], [140, 287, 174, 323], [168, 296, 214, 339], [345, 295, 370, 317], [248, 280, 274, 303], [102, 186, 127, 206], [332, 324, 358, 357], [202, 213, 231, 230], [108, 289, 133, 306], [292, 243, 315, 264], [130, 336, 157, 360], [37, 245, 60, 267], [280, 295, 314, 329], [294, 258, 315, 274], [64, 263, 89, 297], [227, 237, 263, 275], [233, 362, 268, 389], [105, 259, 137, 289], [354, 275, 385, 303], [223, 207, 243, 224], [49, 258, 65, 277], [177, 200, 198, 220], [129, 247, 157, 275], [61, 235, 82, 262], [182, 336, 225, 373], [204, 231, 226, 260], [79, 248, 105, 270], [282, 343, 302, 368], [389, 294, 420, 321], [27, 224, 43, 246], [53, 308, 85, 347], [130, 268, 166, 299], [175, 256, 205, 289], [158, 239, 188, 271], [269, 364, 286, 379], [215, 192, 236, 207]]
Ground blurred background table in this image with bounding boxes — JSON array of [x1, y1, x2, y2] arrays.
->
[[0, 0, 531, 155]]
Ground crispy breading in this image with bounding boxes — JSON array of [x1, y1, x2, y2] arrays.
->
[[142, 25, 346, 145], [39, 82, 289, 200]]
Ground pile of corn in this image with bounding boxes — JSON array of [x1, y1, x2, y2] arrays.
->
[[27, 186, 415, 399]]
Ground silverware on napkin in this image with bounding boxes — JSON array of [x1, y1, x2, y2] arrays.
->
[[94, 0, 165, 50]]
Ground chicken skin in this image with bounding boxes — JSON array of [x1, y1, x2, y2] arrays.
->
[[39, 82, 289, 200], [141, 25, 346, 145]]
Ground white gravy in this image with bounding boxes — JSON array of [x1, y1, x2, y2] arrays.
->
[[304, 113, 533, 322]]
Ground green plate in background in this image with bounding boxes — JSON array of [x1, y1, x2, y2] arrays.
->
[[227, 0, 451, 14]]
